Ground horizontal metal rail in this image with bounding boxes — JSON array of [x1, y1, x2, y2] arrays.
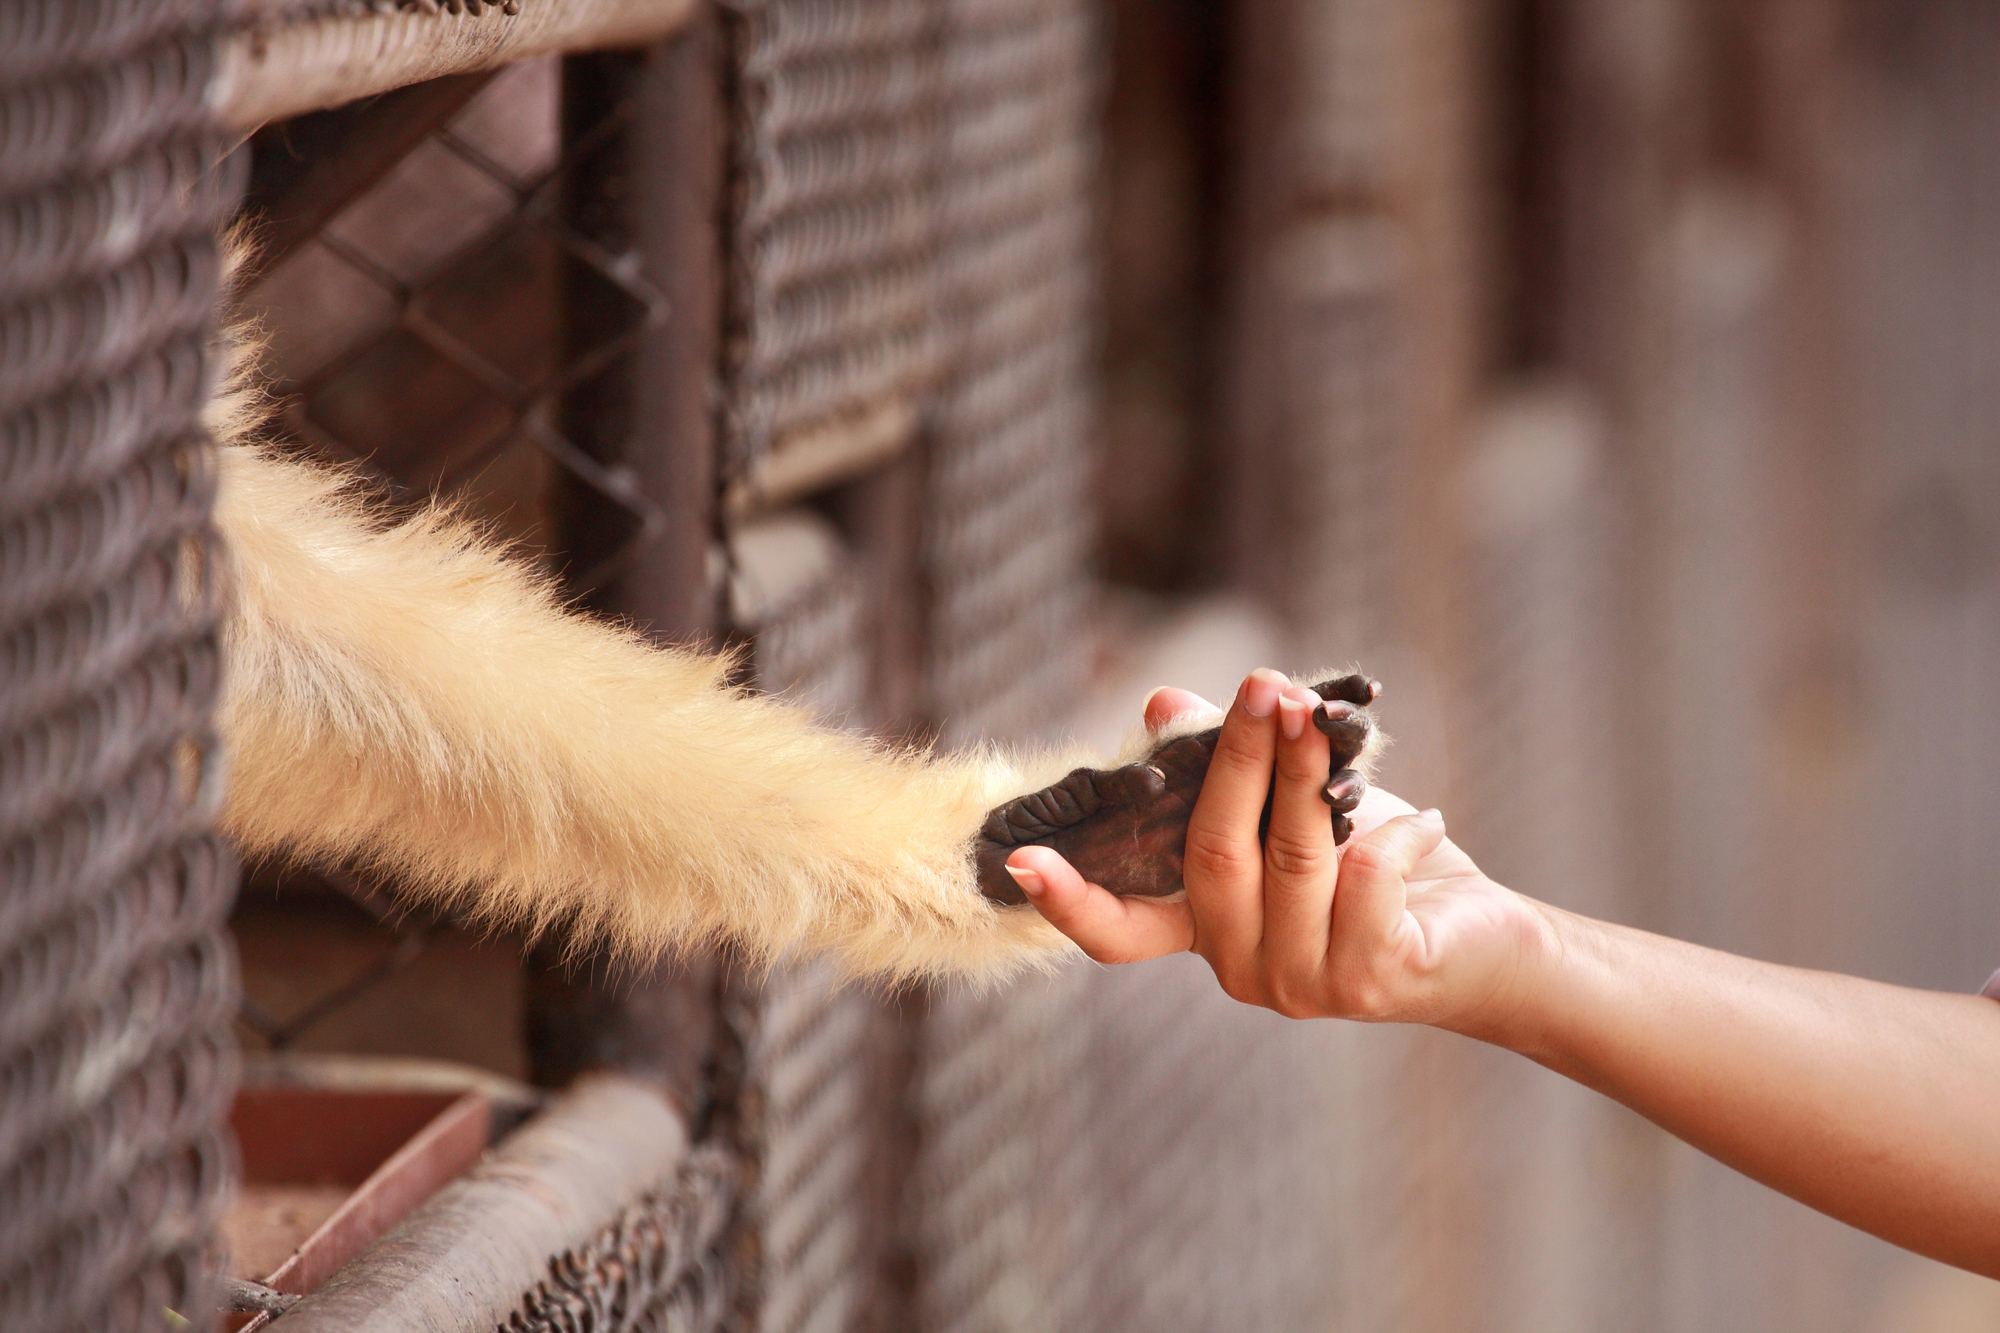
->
[[212, 0, 697, 131], [270, 1073, 695, 1332]]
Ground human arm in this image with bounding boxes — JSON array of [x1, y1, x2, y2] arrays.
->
[[1004, 670, 2000, 1278], [1519, 907, 2000, 1278]]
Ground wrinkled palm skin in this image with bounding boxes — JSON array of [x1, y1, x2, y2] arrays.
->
[[976, 675, 1380, 904]]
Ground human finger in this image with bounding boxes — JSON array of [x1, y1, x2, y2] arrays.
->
[[1183, 668, 1286, 963], [1142, 686, 1222, 733], [1262, 685, 1338, 980], [1346, 782, 1420, 839], [1327, 810, 1446, 980], [1008, 844, 1195, 964]]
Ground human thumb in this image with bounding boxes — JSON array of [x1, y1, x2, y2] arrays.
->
[[1330, 809, 1447, 955]]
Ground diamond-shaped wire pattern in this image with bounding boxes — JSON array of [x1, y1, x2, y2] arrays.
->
[[239, 60, 667, 592], [225, 62, 682, 1063], [225, 54, 746, 1330]]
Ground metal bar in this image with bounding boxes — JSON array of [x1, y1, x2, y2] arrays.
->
[[213, 0, 700, 132], [268, 1074, 690, 1332], [825, 433, 930, 739], [255, 1090, 493, 1304], [563, 18, 724, 642], [723, 396, 918, 523], [524, 15, 727, 1116]]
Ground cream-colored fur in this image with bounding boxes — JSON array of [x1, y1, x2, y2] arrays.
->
[[202, 265, 1081, 983], [208, 442, 1084, 982]]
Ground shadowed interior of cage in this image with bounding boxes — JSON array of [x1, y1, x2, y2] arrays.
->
[[217, 55, 672, 1090], [1, 9, 246, 1329], [233, 56, 665, 574], [217, 53, 742, 1328]]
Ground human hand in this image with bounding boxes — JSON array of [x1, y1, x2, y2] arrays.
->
[[973, 672, 1376, 904], [1005, 670, 1553, 1032]]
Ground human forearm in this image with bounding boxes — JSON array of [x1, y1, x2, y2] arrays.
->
[[1014, 673, 2000, 1275], [1501, 905, 2000, 1277]]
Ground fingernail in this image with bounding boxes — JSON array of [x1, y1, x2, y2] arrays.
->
[[1419, 808, 1444, 824], [1241, 668, 1288, 718], [1277, 687, 1316, 740], [1005, 863, 1045, 896]]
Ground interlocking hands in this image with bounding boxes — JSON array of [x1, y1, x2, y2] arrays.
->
[[975, 673, 1381, 905]]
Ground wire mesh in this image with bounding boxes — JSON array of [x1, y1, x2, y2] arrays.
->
[[736, 954, 884, 1333], [920, 0, 1099, 748], [226, 58, 681, 1067], [718, 5, 1103, 1329], [900, 3, 1104, 1332], [235, 56, 667, 584], [722, 0, 946, 474], [0, 6, 243, 1329], [229, 57, 738, 1326], [725, 506, 891, 1333], [503, 1144, 739, 1333]]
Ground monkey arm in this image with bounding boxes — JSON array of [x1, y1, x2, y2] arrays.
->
[[210, 443, 1080, 983]]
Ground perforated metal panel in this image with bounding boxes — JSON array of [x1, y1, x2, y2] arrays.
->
[[921, 0, 1099, 746], [727, 507, 887, 1333], [0, 7, 242, 1329], [723, 6, 1102, 1331]]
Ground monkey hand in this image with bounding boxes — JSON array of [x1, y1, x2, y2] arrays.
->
[[974, 673, 1381, 905]]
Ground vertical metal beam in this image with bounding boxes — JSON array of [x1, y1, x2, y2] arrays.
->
[[563, 18, 725, 644], [530, 10, 727, 1117], [827, 447, 931, 738]]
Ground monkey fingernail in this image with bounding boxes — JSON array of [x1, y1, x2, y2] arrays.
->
[[1313, 700, 1371, 761], [1323, 769, 1365, 814], [1316, 674, 1383, 706], [1331, 813, 1354, 844], [1005, 863, 1046, 897]]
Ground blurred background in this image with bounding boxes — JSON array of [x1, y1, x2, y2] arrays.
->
[[210, 2, 2000, 1329], [1081, 3, 2000, 1328], [7, 0, 2000, 1329]]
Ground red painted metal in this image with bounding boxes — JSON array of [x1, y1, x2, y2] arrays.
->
[[227, 1086, 492, 1330]]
